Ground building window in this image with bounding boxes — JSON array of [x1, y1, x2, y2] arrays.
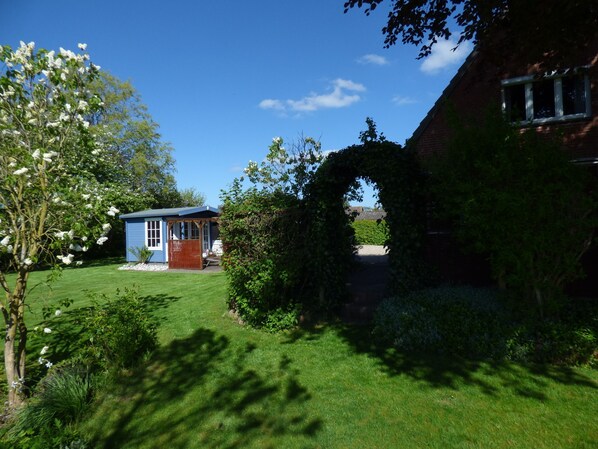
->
[[502, 71, 591, 124], [146, 220, 161, 249], [202, 223, 210, 252]]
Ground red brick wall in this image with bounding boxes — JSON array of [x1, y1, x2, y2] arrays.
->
[[414, 46, 598, 162]]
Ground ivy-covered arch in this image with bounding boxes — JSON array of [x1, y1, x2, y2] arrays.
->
[[305, 140, 427, 310]]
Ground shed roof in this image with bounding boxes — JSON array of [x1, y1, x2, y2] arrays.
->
[[119, 206, 219, 220]]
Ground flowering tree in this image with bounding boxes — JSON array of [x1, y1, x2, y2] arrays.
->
[[0, 42, 119, 407]]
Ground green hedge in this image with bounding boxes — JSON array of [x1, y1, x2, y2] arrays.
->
[[352, 219, 388, 246]]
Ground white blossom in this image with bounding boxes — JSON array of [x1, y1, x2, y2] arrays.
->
[[107, 206, 120, 216], [78, 43, 87, 51], [59, 253, 74, 265], [96, 236, 108, 245], [69, 243, 83, 252], [43, 327, 52, 334], [40, 346, 49, 355], [45, 361, 53, 368], [54, 309, 62, 317], [13, 167, 29, 176], [32, 149, 41, 159], [102, 223, 112, 232], [0, 236, 10, 246], [24, 258, 33, 266]]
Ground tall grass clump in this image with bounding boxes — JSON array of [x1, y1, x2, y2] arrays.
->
[[5, 364, 93, 449]]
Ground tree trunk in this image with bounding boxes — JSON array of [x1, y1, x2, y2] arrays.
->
[[5, 271, 29, 408], [5, 305, 23, 407]]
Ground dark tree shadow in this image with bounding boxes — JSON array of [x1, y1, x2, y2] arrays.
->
[[88, 328, 322, 449], [334, 323, 597, 401]]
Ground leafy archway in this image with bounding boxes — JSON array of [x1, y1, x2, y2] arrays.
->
[[305, 139, 427, 311]]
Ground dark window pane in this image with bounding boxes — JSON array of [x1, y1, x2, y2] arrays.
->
[[563, 75, 587, 116], [533, 79, 555, 119], [505, 84, 526, 122]]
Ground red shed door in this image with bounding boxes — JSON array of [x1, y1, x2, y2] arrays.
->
[[168, 238, 202, 270]]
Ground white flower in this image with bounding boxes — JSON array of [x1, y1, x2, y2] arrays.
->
[[24, 258, 33, 266], [78, 43, 87, 51], [81, 236, 88, 242], [40, 346, 49, 355], [43, 328, 52, 334], [106, 206, 119, 216], [96, 236, 108, 245], [0, 236, 10, 246], [85, 204, 93, 209], [13, 167, 29, 176], [102, 223, 111, 232], [76, 261, 83, 266], [82, 194, 90, 200], [45, 361, 53, 369], [32, 149, 41, 159], [77, 100, 88, 110], [54, 309, 62, 317], [38, 357, 45, 364], [69, 243, 83, 252], [59, 254, 74, 265]]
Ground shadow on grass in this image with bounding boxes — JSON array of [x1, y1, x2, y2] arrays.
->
[[334, 323, 597, 401], [87, 328, 322, 449]]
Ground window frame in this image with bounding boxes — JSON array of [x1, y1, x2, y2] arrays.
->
[[501, 69, 591, 125], [145, 219, 162, 250]]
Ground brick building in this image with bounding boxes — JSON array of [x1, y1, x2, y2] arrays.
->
[[409, 40, 598, 291]]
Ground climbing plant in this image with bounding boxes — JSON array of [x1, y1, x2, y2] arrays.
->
[[305, 132, 428, 311], [220, 121, 428, 328]]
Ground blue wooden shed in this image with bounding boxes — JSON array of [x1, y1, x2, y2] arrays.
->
[[119, 206, 220, 270]]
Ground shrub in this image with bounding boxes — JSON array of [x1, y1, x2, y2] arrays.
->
[[128, 245, 153, 264], [81, 287, 158, 370], [352, 219, 388, 246], [506, 302, 598, 366], [373, 286, 510, 358]]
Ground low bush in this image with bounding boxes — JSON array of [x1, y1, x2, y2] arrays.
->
[[373, 287, 510, 358], [374, 286, 598, 365], [81, 287, 158, 370], [352, 219, 388, 246]]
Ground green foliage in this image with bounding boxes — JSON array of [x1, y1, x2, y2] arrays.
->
[[128, 245, 153, 264], [220, 182, 307, 330], [80, 287, 158, 370], [306, 126, 427, 302], [352, 219, 389, 245], [176, 186, 206, 207], [374, 287, 510, 358], [5, 364, 92, 449], [88, 71, 179, 209], [433, 109, 596, 318]]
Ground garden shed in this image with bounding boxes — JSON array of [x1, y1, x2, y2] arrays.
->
[[119, 206, 220, 270]]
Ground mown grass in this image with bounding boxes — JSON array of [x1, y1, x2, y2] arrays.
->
[[3, 262, 598, 448]]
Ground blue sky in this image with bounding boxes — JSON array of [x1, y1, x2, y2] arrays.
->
[[1, 0, 471, 207]]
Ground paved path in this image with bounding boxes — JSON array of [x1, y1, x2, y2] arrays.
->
[[343, 245, 389, 324]]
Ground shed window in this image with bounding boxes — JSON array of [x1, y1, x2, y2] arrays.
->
[[146, 220, 161, 249], [502, 71, 591, 124], [202, 223, 210, 252]]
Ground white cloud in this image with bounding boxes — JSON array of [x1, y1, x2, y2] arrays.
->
[[258, 99, 285, 111], [420, 39, 473, 75], [392, 95, 417, 105], [357, 54, 389, 66], [259, 79, 366, 113]]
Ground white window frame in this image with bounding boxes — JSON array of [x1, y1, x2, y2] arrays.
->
[[202, 222, 211, 252], [145, 219, 162, 250], [501, 69, 591, 125]]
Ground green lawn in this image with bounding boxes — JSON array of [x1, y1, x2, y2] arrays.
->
[[6, 262, 598, 448]]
